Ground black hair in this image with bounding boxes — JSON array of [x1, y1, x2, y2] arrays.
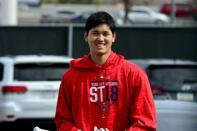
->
[[85, 11, 116, 34]]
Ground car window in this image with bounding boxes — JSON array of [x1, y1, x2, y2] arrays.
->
[[57, 11, 75, 15], [14, 63, 69, 81], [132, 10, 149, 14], [0, 63, 3, 81], [176, 3, 192, 8], [147, 65, 197, 90]]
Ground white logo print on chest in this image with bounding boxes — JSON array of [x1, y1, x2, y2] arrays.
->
[[89, 81, 118, 103]]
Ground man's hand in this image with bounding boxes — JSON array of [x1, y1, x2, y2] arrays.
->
[[94, 126, 109, 131], [33, 126, 49, 131]]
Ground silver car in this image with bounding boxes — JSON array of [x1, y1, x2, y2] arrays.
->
[[131, 59, 197, 102], [116, 6, 170, 25], [131, 59, 197, 131], [0, 55, 72, 125]]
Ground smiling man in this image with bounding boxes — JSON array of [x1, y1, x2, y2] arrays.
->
[[54, 11, 156, 131]]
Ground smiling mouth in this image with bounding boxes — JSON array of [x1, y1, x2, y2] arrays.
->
[[96, 43, 106, 46], [96, 44, 105, 49]]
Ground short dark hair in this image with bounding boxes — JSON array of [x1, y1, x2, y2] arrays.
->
[[85, 11, 116, 34]]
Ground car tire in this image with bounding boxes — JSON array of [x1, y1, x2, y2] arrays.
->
[[193, 14, 197, 21], [128, 19, 134, 24], [155, 20, 164, 24]]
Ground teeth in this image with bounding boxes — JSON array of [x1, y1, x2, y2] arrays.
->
[[96, 44, 104, 47], [96, 43, 105, 45]]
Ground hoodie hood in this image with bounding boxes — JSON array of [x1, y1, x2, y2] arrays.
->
[[70, 52, 125, 70]]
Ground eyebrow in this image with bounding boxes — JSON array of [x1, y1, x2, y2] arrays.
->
[[91, 29, 111, 33]]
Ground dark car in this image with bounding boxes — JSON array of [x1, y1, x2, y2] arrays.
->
[[160, 2, 194, 17], [40, 9, 89, 24], [131, 59, 197, 102], [192, 6, 197, 20]]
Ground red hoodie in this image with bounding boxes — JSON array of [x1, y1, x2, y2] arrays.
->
[[54, 52, 156, 131]]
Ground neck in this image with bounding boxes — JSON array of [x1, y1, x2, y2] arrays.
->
[[90, 51, 111, 65]]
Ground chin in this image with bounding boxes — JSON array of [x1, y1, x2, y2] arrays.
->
[[92, 49, 110, 56], [95, 51, 106, 56]]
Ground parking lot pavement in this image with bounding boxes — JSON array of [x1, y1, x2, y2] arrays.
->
[[0, 122, 56, 131]]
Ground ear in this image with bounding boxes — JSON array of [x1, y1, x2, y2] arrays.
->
[[84, 32, 88, 42], [112, 32, 116, 43]]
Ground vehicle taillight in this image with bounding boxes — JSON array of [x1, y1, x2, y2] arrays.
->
[[1, 85, 28, 94], [151, 86, 166, 95]]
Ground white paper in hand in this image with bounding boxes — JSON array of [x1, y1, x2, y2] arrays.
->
[[33, 126, 49, 131]]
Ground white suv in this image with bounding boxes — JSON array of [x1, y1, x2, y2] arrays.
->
[[0, 55, 72, 123]]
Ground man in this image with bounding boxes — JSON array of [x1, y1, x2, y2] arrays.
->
[[54, 11, 156, 131]]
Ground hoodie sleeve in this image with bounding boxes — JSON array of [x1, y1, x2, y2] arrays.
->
[[126, 68, 157, 131], [54, 73, 81, 131]]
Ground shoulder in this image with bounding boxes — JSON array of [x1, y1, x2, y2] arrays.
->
[[123, 59, 144, 72], [122, 59, 148, 80]]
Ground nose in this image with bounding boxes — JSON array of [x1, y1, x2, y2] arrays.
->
[[97, 34, 104, 41]]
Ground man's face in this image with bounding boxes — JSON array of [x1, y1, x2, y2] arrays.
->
[[84, 24, 116, 56]]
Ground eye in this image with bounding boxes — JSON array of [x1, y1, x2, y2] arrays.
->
[[103, 32, 110, 36], [91, 31, 99, 36]]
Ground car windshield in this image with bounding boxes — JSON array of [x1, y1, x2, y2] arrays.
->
[[57, 11, 75, 15], [147, 65, 197, 90], [14, 63, 69, 81]]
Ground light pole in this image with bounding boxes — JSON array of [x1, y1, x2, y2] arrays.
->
[[0, 0, 18, 26], [171, 0, 176, 25]]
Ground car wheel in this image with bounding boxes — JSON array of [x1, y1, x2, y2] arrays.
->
[[128, 19, 134, 24], [193, 14, 197, 21], [155, 20, 164, 24]]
